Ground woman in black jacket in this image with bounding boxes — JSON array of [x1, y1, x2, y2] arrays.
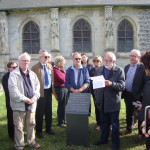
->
[[89, 56, 102, 131], [81, 53, 93, 72]]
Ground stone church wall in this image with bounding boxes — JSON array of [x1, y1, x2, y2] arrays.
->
[[0, 6, 150, 77]]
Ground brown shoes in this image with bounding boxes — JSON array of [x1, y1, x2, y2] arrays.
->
[[30, 143, 41, 149], [135, 134, 145, 142], [121, 129, 132, 135]]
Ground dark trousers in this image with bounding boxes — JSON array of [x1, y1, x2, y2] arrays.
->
[[7, 105, 14, 138], [55, 87, 68, 126], [146, 137, 150, 149], [91, 91, 100, 126], [136, 109, 143, 135], [124, 91, 135, 131], [36, 88, 52, 133], [100, 111, 120, 147]]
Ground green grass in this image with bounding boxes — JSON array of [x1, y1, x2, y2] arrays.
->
[[0, 93, 146, 150]]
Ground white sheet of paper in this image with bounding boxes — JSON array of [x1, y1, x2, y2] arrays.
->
[[91, 75, 105, 89], [90, 75, 104, 81]]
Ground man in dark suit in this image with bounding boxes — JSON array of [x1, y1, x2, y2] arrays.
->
[[31, 49, 55, 139], [122, 49, 145, 138], [94, 52, 125, 150], [2, 61, 18, 139]]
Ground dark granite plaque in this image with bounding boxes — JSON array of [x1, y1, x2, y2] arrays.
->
[[66, 93, 91, 147]]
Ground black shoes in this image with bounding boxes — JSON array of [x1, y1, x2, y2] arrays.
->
[[36, 133, 44, 139], [94, 140, 107, 145], [120, 129, 132, 135], [112, 146, 120, 150], [46, 130, 55, 135], [58, 124, 66, 128], [36, 130, 55, 138], [94, 141, 120, 150]]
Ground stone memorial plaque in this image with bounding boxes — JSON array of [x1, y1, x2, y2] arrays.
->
[[66, 93, 90, 114], [66, 93, 91, 147]]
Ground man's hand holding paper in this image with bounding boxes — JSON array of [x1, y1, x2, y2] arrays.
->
[[91, 75, 105, 89]]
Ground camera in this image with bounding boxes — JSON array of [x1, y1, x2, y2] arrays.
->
[[145, 106, 150, 133]]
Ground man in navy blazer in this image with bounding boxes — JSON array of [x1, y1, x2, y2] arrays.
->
[[122, 49, 146, 138], [65, 52, 90, 94]]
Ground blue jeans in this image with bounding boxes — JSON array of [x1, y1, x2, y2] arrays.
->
[[100, 111, 120, 147]]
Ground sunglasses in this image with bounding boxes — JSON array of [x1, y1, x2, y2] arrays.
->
[[10, 66, 17, 69], [75, 58, 81, 60], [93, 60, 100, 62], [44, 56, 50, 59]]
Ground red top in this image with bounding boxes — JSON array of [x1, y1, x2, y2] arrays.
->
[[53, 67, 66, 87]]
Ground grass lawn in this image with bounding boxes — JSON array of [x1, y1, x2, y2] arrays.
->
[[0, 93, 146, 150]]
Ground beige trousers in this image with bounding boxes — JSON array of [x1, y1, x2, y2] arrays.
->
[[13, 111, 36, 149]]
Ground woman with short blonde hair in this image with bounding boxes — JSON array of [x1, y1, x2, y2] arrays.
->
[[53, 55, 68, 127], [89, 55, 103, 131], [54, 56, 66, 67], [92, 56, 102, 64]]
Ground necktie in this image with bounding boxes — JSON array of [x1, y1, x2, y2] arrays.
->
[[43, 65, 49, 86]]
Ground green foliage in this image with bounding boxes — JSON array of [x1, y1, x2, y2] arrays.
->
[[0, 94, 145, 150]]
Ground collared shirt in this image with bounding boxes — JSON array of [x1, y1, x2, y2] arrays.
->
[[20, 68, 33, 111], [125, 64, 137, 92], [41, 63, 52, 89], [71, 65, 83, 86]]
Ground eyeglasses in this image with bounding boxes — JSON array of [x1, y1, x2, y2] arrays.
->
[[20, 60, 30, 62], [104, 59, 113, 63], [93, 60, 100, 62], [74, 58, 81, 60], [10, 66, 17, 69], [44, 56, 50, 59], [129, 55, 137, 58]]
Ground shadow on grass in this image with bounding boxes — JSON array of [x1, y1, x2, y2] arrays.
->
[[0, 116, 7, 122], [120, 134, 145, 150]]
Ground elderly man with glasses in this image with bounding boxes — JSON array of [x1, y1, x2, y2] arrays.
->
[[65, 52, 90, 94], [8, 53, 40, 150], [94, 52, 125, 150], [121, 49, 146, 141], [31, 49, 55, 139]]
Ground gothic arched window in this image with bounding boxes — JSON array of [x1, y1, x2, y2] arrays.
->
[[117, 19, 134, 52], [73, 19, 92, 53], [22, 21, 40, 54]]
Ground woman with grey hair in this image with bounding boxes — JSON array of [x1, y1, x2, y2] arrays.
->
[[53, 56, 68, 127]]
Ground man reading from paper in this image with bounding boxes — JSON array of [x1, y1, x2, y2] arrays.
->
[[94, 52, 125, 150]]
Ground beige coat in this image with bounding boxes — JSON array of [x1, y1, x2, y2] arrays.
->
[[8, 67, 40, 112]]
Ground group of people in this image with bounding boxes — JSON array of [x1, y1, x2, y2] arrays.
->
[[2, 49, 150, 150]]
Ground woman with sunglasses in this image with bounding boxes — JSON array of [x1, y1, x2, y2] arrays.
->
[[2, 61, 18, 140], [89, 56, 102, 131]]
